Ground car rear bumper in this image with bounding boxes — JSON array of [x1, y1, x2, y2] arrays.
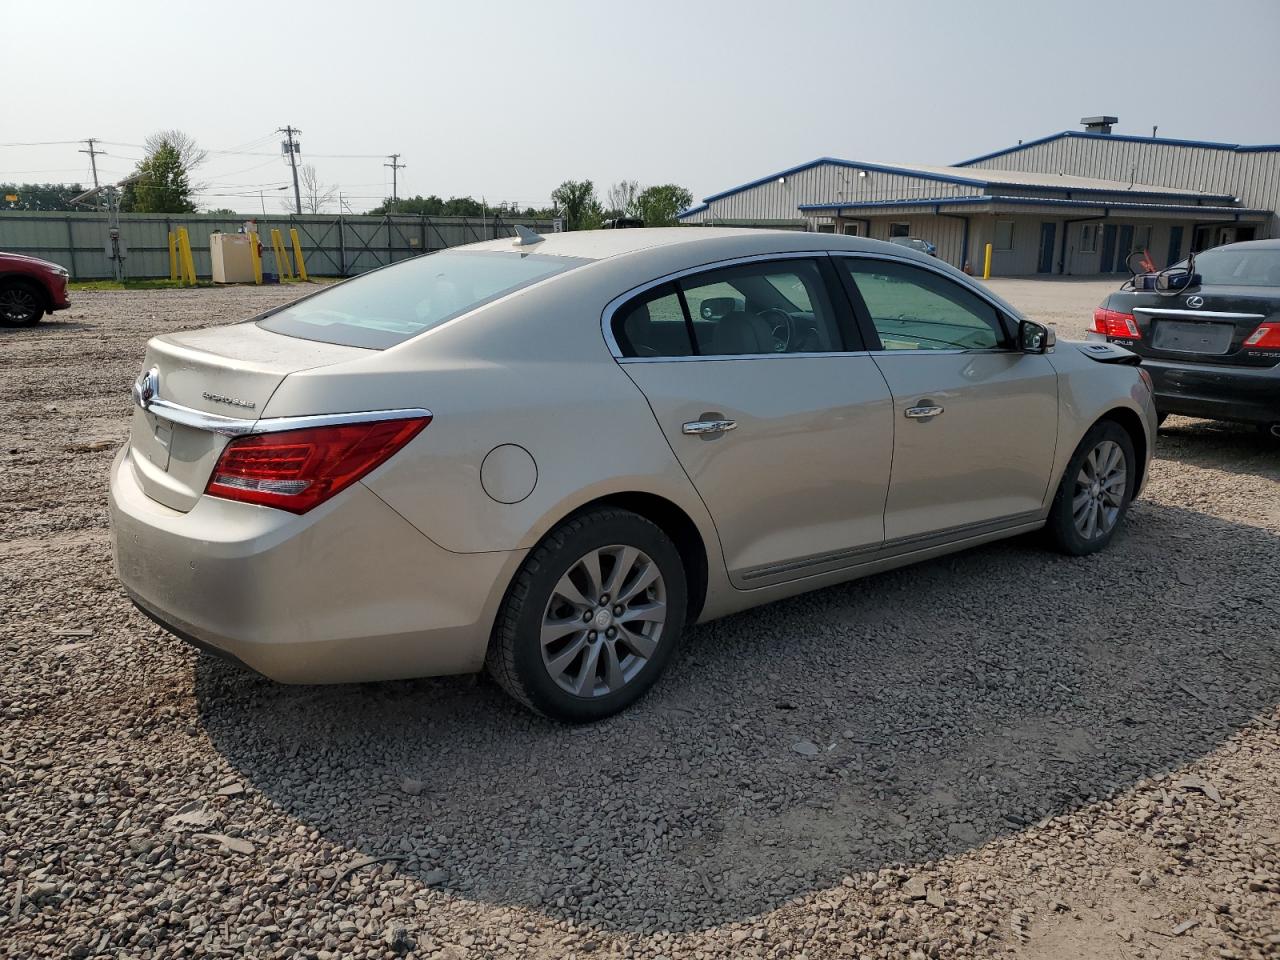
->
[[1142, 357, 1280, 425], [109, 446, 524, 683]]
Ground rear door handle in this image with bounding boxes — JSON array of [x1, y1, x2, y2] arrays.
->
[[682, 419, 737, 435], [904, 405, 944, 420]]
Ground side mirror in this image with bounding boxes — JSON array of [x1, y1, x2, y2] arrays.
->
[[1019, 319, 1055, 354], [698, 296, 736, 321]]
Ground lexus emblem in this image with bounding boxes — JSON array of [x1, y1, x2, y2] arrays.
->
[[1185, 295, 1204, 309], [132, 366, 160, 409]]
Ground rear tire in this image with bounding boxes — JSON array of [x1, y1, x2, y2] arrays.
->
[[486, 508, 687, 722], [1046, 420, 1136, 556], [0, 281, 46, 327]]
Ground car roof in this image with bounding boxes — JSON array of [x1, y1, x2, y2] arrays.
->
[[460, 226, 915, 262], [1205, 238, 1280, 252]]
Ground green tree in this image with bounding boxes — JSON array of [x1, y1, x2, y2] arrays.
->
[[120, 131, 205, 213], [636, 184, 694, 227], [551, 179, 603, 231], [205, 208, 238, 216], [0, 182, 87, 211]]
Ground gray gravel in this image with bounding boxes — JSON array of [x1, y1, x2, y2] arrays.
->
[[1, 279, 1278, 960]]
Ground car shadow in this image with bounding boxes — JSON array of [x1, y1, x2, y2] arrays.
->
[[1155, 416, 1279, 481], [195, 500, 1280, 934], [1, 319, 96, 335]]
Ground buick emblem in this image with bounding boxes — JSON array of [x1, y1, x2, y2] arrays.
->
[[1185, 295, 1204, 309], [132, 366, 160, 409]]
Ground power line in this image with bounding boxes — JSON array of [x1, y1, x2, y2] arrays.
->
[[0, 139, 82, 148]]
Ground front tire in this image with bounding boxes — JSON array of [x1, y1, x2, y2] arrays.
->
[[0, 281, 46, 327], [1046, 420, 1136, 556], [487, 508, 687, 722]]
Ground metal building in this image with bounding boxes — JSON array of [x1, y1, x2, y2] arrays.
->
[[678, 119, 1279, 276]]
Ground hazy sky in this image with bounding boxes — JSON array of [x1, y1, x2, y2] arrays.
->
[[5, 0, 1279, 214]]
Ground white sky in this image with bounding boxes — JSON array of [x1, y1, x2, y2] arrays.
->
[[4, 0, 1279, 214]]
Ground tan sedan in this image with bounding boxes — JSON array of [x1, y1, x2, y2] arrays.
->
[[110, 228, 1156, 721]]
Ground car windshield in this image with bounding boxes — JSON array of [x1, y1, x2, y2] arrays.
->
[[1191, 247, 1280, 287], [259, 250, 588, 348]]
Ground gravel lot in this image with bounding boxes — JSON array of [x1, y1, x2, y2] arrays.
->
[[2, 277, 1277, 960]]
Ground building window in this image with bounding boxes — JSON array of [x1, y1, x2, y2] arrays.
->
[[816, 223, 835, 234], [889, 222, 910, 238], [842, 223, 860, 236], [994, 220, 1015, 251], [1133, 225, 1153, 252], [1080, 223, 1098, 254]]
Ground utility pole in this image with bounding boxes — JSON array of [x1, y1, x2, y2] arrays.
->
[[79, 138, 103, 209], [79, 138, 103, 189], [278, 126, 302, 215], [384, 154, 404, 213]]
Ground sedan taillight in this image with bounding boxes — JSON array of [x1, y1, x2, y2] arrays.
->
[[206, 416, 430, 514], [1093, 307, 1141, 339], [1243, 322, 1280, 348]]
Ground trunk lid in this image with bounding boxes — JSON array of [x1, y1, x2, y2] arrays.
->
[[1105, 285, 1279, 368], [129, 322, 370, 512]]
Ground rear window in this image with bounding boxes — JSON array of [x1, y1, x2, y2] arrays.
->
[[259, 250, 587, 348], [1192, 247, 1280, 287]]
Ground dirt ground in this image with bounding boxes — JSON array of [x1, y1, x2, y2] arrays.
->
[[1, 277, 1277, 960]]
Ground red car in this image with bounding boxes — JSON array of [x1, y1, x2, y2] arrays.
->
[[0, 252, 71, 326]]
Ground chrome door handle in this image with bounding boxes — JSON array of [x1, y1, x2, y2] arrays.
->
[[904, 405, 944, 420], [682, 419, 737, 435]]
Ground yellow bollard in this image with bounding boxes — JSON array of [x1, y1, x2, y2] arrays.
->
[[271, 228, 294, 280], [982, 242, 993, 280], [177, 227, 197, 285], [248, 232, 263, 285], [289, 228, 308, 281], [168, 232, 178, 282]]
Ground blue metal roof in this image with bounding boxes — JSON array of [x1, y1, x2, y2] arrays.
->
[[799, 195, 1271, 217], [956, 130, 1280, 167]]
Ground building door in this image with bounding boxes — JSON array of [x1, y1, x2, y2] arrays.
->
[[1037, 223, 1056, 273], [1166, 226, 1184, 268], [1100, 224, 1117, 273], [1114, 225, 1134, 272]]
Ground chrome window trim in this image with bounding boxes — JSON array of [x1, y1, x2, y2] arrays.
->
[[827, 250, 1022, 354], [600, 250, 840, 360], [618, 350, 872, 364], [1132, 307, 1266, 320], [134, 394, 432, 437]]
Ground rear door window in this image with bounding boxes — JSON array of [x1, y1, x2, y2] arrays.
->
[[260, 250, 587, 349], [680, 259, 842, 356]]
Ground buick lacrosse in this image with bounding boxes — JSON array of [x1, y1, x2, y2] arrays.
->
[[111, 228, 1155, 721]]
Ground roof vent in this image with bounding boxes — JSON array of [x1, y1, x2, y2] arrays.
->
[[1081, 115, 1118, 134]]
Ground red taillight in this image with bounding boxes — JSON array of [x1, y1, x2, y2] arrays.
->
[[206, 416, 430, 514], [1243, 322, 1280, 348], [1093, 307, 1141, 339]]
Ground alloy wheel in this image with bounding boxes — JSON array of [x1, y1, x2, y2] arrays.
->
[[1072, 439, 1127, 540], [0, 286, 41, 324], [540, 544, 667, 698]]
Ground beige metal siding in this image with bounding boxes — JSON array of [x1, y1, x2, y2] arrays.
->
[[682, 162, 982, 224], [966, 137, 1280, 236]]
